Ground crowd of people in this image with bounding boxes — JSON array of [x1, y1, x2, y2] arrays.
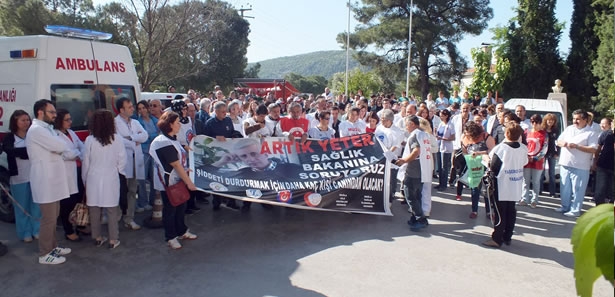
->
[[0, 86, 613, 261]]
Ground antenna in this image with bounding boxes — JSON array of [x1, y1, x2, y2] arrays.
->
[[239, 3, 254, 19]]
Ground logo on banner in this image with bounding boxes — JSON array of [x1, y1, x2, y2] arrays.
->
[[304, 192, 322, 207], [277, 190, 292, 203], [210, 182, 228, 192], [246, 189, 263, 198]]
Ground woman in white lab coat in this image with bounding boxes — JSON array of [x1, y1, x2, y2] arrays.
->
[[82, 110, 126, 249], [54, 109, 85, 242]]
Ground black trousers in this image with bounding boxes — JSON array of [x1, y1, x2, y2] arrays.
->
[[161, 191, 188, 241], [59, 166, 85, 235], [119, 174, 128, 214], [491, 186, 516, 245]]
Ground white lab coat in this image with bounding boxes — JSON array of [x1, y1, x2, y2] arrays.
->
[[25, 119, 70, 204], [82, 135, 127, 207], [114, 115, 147, 179], [57, 129, 84, 195]]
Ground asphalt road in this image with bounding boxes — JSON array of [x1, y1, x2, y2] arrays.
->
[[0, 184, 613, 297]]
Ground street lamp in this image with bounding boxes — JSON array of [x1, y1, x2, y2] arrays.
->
[[345, 0, 351, 98], [405, 0, 414, 96]]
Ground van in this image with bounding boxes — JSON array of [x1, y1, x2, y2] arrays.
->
[[504, 98, 567, 185], [0, 26, 141, 222]]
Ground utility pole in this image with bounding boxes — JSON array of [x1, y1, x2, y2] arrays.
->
[[239, 3, 254, 19]]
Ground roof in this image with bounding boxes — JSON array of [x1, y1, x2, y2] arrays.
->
[[233, 78, 300, 95]]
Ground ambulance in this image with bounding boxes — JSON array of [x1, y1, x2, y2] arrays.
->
[[0, 25, 141, 222]]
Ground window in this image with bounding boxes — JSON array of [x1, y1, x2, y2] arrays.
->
[[51, 84, 137, 131]]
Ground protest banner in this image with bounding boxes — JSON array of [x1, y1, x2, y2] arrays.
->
[[190, 134, 392, 215]]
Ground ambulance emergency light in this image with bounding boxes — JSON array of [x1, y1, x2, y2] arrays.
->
[[44, 25, 113, 41], [10, 49, 37, 58]]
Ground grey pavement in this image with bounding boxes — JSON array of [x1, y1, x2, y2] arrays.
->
[[0, 183, 613, 297]]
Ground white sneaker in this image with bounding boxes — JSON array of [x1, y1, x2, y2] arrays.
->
[[180, 230, 198, 240], [53, 246, 72, 255], [39, 252, 66, 265], [124, 221, 141, 230], [168, 238, 182, 250]]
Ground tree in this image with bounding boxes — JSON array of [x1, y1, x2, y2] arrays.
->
[[285, 73, 328, 95], [496, 0, 566, 99], [469, 46, 510, 98], [591, 0, 614, 117], [244, 62, 261, 78], [330, 69, 382, 96], [337, 0, 492, 99], [565, 0, 599, 112]]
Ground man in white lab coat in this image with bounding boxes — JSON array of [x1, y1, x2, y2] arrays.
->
[[26, 99, 71, 264], [115, 98, 148, 230]]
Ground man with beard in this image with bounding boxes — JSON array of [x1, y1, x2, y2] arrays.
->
[[26, 99, 71, 264]]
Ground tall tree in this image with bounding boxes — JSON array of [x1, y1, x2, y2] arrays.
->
[[285, 73, 328, 95], [337, 0, 492, 99], [566, 0, 599, 111], [497, 0, 565, 99], [591, 0, 614, 116], [468, 45, 510, 98]]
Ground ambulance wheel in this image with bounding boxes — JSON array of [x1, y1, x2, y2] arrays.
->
[[0, 168, 15, 223]]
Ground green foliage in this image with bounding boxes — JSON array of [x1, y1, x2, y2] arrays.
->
[[469, 47, 510, 98], [570, 204, 614, 297], [566, 0, 599, 112], [330, 68, 382, 96], [591, 0, 615, 117], [250, 50, 364, 79], [244, 63, 261, 78], [284, 73, 328, 95], [338, 0, 493, 99], [497, 0, 566, 99]]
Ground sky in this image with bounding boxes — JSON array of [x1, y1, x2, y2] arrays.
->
[[92, 0, 574, 65], [232, 0, 574, 64]]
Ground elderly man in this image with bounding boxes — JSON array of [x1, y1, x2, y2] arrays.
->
[[486, 103, 504, 135], [515, 105, 531, 131], [375, 110, 405, 201], [276, 102, 310, 142], [149, 99, 163, 119], [555, 109, 599, 217], [27, 99, 71, 264], [204, 101, 241, 211]]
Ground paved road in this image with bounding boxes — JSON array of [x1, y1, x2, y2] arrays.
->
[[0, 185, 613, 297]]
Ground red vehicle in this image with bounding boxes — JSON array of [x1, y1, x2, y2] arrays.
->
[[233, 78, 300, 100]]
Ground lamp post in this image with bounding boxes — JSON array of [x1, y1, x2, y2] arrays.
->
[[405, 0, 414, 96], [345, 0, 351, 98]]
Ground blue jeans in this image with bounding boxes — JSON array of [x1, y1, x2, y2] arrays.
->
[[471, 184, 490, 213], [559, 165, 590, 213], [10, 182, 40, 240], [137, 153, 155, 208], [544, 156, 557, 196], [403, 176, 424, 218], [434, 153, 441, 176], [439, 152, 452, 187], [594, 168, 614, 205], [522, 168, 543, 203]]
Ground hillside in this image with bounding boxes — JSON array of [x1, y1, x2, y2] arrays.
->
[[249, 50, 364, 79]]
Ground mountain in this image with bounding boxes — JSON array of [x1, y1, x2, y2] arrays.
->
[[249, 50, 364, 79]]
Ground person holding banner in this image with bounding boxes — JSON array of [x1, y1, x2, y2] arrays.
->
[[375, 110, 405, 203], [395, 115, 430, 231], [308, 111, 336, 140], [277, 102, 310, 142], [204, 101, 241, 211], [243, 104, 271, 138], [150, 111, 198, 250]]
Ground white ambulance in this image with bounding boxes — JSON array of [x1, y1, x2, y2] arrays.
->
[[0, 25, 141, 222]]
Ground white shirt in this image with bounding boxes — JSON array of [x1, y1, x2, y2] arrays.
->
[[374, 124, 405, 157], [308, 126, 336, 140], [243, 117, 271, 138], [557, 125, 599, 170], [451, 113, 469, 150], [436, 121, 455, 153], [339, 120, 366, 137]]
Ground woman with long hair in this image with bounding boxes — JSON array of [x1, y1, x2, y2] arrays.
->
[[1, 110, 40, 242], [461, 121, 495, 219], [542, 113, 559, 197], [82, 110, 126, 249], [54, 109, 86, 242], [150, 111, 198, 250]]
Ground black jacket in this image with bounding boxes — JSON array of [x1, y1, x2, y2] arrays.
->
[[1, 133, 29, 176]]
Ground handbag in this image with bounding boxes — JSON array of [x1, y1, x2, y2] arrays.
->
[[157, 166, 190, 207], [69, 198, 89, 226]]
